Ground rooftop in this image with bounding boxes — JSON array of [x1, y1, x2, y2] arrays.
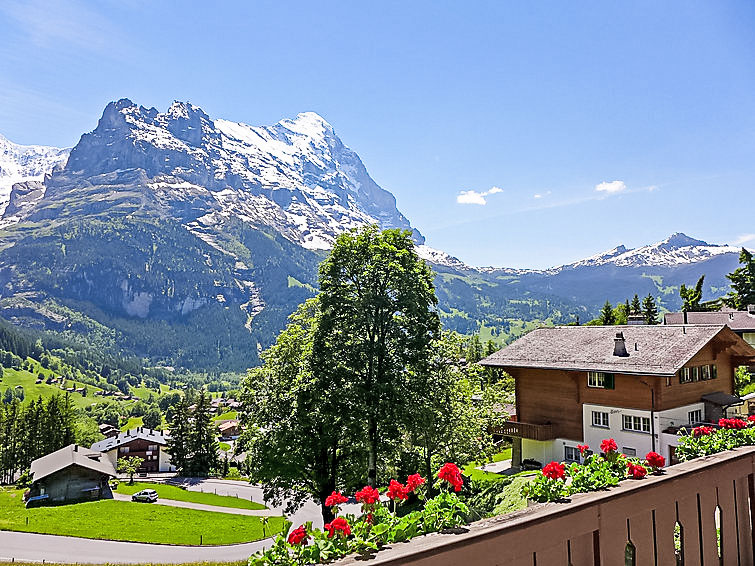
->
[[480, 324, 755, 376], [30, 444, 116, 483], [664, 309, 755, 331], [90, 427, 170, 452]]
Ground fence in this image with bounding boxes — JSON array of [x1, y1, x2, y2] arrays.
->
[[338, 446, 755, 566]]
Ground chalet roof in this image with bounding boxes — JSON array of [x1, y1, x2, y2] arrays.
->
[[90, 427, 170, 453], [218, 420, 239, 431], [479, 324, 755, 376], [664, 310, 755, 332], [31, 444, 116, 483]]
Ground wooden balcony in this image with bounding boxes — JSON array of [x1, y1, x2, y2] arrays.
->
[[491, 420, 555, 441]]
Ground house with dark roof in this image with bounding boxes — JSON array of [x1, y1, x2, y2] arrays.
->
[[26, 444, 116, 507], [480, 325, 755, 468], [91, 427, 174, 473], [664, 307, 755, 347]]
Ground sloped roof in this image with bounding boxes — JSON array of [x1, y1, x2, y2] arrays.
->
[[90, 428, 170, 453], [31, 444, 116, 482], [664, 310, 755, 332], [479, 324, 755, 376]]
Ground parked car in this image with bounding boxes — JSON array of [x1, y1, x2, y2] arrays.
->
[[131, 489, 158, 503]]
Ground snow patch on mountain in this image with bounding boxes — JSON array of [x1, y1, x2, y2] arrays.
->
[[415, 245, 475, 270], [0, 134, 69, 214], [555, 233, 740, 270]]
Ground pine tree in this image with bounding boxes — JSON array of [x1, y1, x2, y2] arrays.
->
[[680, 275, 705, 312], [167, 395, 191, 474], [630, 294, 642, 315], [599, 300, 615, 325], [725, 248, 755, 310], [189, 389, 218, 476], [642, 294, 659, 325]]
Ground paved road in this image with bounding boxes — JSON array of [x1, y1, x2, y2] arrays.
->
[[112, 492, 281, 516], [0, 479, 361, 563], [0, 530, 275, 564]]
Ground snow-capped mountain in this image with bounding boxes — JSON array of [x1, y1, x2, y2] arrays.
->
[[0, 134, 69, 215], [15, 99, 421, 250], [557, 233, 741, 270]]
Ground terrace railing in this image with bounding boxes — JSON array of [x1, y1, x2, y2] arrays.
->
[[338, 446, 755, 566], [491, 420, 556, 441]]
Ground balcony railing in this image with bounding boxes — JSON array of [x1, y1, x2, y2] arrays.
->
[[336, 446, 755, 566], [491, 420, 555, 441]]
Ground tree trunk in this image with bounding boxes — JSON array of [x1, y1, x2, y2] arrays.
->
[[367, 417, 378, 487]]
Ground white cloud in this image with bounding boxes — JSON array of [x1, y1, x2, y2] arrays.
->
[[533, 191, 552, 199], [732, 233, 755, 246], [456, 186, 503, 205], [595, 180, 627, 194]]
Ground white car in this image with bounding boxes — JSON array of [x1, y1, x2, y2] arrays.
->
[[131, 489, 159, 503]]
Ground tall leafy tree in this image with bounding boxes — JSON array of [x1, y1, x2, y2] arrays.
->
[[240, 299, 353, 522], [313, 226, 441, 487], [680, 275, 706, 312], [725, 248, 755, 310], [642, 294, 659, 325]]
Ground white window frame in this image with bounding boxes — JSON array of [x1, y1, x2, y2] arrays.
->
[[592, 410, 609, 428], [688, 409, 702, 424], [564, 446, 580, 463], [622, 414, 651, 433]]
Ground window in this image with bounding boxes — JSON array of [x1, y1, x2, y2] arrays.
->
[[588, 372, 615, 389], [680, 368, 692, 384], [565, 446, 580, 462], [688, 409, 702, 424], [680, 364, 718, 384], [592, 411, 609, 428], [119, 446, 129, 454], [623, 447, 637, 457], [148, 445, 158, 451], [623, 414, 651, 433]]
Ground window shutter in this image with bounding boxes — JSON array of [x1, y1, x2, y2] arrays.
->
[[605, 373, 615, 389]]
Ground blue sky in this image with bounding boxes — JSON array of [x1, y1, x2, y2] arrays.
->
[[1, 1, 754, 268]]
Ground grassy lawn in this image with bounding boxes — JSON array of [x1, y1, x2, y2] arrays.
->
[[463, 448, 512, 482], [115, 482, 266, 510], [212, 410, 239, 421], [121, 415, 144, 431], [0, 368, 100, 409], [0, 488, 283, 545], [219, 442, 232, 451]]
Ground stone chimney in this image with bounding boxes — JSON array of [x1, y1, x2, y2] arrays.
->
[[613, 332, 629, 357], [748, 304, 755, 315]]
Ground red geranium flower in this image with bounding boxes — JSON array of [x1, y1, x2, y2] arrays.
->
[[719, 418, 747, 429], [577, 444, 589, 456], [542, 461, 566, 480], [406, 473, 426, 492], [437, 462, 464, 492], [600, 438, 618, 454], [386, 479, 409, 501], [693, 425, 714, 437], [627, 462, 647, 479], [748, 415, 755, 424], [324, 517, 351, 538], [287, 525, 309, 546], [324, 491, 349, 508], [645, 451, 665, 470], [355, 485, 381, 505]]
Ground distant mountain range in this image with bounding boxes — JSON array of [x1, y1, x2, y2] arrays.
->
[[0, 100, 744, 370]]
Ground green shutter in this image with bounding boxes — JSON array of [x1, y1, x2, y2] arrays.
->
[[604, 373, 615, 389]]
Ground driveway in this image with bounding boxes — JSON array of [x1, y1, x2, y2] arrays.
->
[[112, 492, 281, 516]]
